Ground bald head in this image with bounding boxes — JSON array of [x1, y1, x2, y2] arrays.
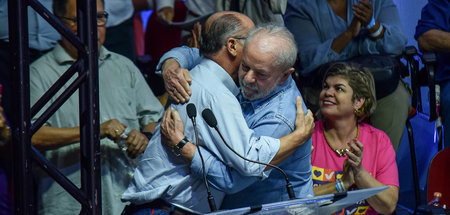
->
[[204, 11, 234, 33], [204, 11, 252, 33], [199, 11, 254, 57]]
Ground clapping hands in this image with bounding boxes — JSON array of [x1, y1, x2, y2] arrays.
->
[[341, 139, 364, 189], [352, 0, 374, 27]]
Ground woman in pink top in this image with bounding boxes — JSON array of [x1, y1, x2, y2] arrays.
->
[[311, 62, 399, 215]]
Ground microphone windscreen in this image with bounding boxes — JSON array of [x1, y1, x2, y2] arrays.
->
[[202, 108, 217, 128], [186, 103, 197, 118]]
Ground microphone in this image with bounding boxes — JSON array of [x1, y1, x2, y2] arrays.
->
[[186, 103, 197, 119], [201, 108, 296, 200], [186, 104, 217, 212]]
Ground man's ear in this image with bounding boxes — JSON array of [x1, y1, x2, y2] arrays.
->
[[226, 38, 239, 57], [279, 67, 295, 84]]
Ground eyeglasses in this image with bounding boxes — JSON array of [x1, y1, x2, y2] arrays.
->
[[59, 11, 108, 28]]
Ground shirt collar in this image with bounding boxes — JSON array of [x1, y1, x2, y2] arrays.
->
[[201, 58, 240, 97], [54, 43, 111, 65], [238, 76, 294, 111]]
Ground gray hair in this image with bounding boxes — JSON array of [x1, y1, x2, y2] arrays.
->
[[199, 13, 245, 57], [244, 24, 298, 72]]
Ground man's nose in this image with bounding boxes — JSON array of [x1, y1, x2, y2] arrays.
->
[[244, 70, 256, 83]]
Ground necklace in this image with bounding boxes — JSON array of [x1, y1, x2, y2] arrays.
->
[[323, 123, 360, 157]]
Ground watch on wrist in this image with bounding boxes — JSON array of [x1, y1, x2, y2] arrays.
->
[[173, 137, 189, 156]]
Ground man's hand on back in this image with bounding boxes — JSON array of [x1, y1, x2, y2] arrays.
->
[[162, 58, 192, 103], [293, 96, 315, 144]]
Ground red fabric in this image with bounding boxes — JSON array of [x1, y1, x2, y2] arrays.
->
[[144, 1, 188, 63], [134, 13, 145, 56], [427, 148, 450, 206]]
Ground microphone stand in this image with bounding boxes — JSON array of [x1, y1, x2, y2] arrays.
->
[[187, 104, 217, 211], [202, 108, 296, 200]]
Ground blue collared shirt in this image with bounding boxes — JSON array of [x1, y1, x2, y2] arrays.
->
[[285, 0, 407, 75], [153, 46, 313, 209], [414, 0, 450, 83], [190, 76, 314, 209], [122, 58, 280, 213]]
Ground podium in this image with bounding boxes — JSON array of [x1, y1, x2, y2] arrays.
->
[[200, 186, 389, 215]]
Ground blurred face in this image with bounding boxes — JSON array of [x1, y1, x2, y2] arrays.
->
[[60, 0, 106, 57], [238, 38, 287, 101], [319, 76, 361, 119]]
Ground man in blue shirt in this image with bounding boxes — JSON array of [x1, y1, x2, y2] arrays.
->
[[121, 12, 314, 214], [415, 0, 450, 149], [159, 24, 314, 209]]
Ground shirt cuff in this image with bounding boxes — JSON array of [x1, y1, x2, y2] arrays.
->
[[190, 146, 214, 178], [253, 136, 280, 179], [155, 47, 193, 75], [261, 168, 273, 180]]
